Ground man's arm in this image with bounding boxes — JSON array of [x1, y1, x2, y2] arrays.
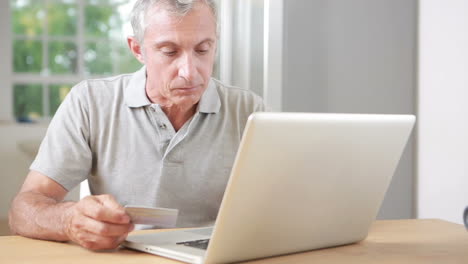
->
[[9, 170, 134, 250]]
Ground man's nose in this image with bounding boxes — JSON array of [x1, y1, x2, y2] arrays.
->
[[178, 53, 196, 82]]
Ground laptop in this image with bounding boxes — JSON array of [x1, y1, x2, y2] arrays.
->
[[123, 112, 415, 264]]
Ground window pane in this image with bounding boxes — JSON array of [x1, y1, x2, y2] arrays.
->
[[84, 42, 113, 75], [13, 84, 43, 122], [47, 0, 78, 36], [11, 0, 45, 36], [114, 44, 142, 74], [49, 84, 72, 116], [49, 41, 78, 74], [84, 0, 137, 74], [13, 39, 43, 73], [85, 4, 120, 39]]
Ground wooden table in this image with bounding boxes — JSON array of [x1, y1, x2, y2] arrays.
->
[[1, 219, 467, 263]]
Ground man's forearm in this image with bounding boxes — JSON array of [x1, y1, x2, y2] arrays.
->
[[9, 191, 75, 241]]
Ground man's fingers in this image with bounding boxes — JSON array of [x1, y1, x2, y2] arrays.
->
[[97, 194, 131, 224], [76, 230, 125, 250], [98, 194, 124, 210], [64, 194, 133, 250], [79, 215, 133, 237], [79, 195, 130, 224]]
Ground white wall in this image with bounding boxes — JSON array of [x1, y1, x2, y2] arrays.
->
[[418, 0, 468, 224], [282, 0, 417, 219], [0, 1, 13, 121], [228, 0, 265, 97], [0, 125, 48, 220]]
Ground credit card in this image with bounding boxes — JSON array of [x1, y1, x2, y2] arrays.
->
[[124, 205, 178, 228]]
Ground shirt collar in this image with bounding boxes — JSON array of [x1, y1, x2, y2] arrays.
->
[[125, 66, 220, 114], [124, 66, 151, 108], [198, 79, 221, 114]]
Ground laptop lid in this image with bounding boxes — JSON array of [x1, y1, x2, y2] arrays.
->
[[124, 112, 415, 264], [203, 112, 415, 263]]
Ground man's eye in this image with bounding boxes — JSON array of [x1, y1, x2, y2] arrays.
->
[[162, 50, 177, 56], [197, 49, 209, 55]]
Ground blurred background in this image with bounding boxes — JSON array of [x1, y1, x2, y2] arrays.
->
[[1, 0, 467, 235]]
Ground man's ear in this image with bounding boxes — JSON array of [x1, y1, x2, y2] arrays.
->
[[127, 36, 145, 64]]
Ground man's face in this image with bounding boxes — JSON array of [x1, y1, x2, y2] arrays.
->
[[140, 3, 217, 107]]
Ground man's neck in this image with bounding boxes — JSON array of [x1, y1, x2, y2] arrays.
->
[[145, 83, 199, 131], [160, 103, 197, 132]]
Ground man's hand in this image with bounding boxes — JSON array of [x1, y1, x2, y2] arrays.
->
[[63, 194, 134, 250], [10, 171, 134, 250]]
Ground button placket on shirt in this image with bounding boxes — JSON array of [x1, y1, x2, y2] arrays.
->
[[163, 112, 201, 162], [148, 105, 200, 163], [148, 105, 175, 156]]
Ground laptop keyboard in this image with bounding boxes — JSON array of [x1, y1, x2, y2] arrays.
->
[[176, 239, 210, 250]]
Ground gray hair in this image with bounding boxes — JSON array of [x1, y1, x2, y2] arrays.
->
[[130, 0, 218, 44]]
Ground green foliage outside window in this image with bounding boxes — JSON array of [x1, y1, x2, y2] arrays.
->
[[47, 1, 78, 36], [13, 39, 43, 73], [11, 0, 141, 122], [13, 84, 43, 121], [12, 1, 44, 37], [85, 4, 115, 38], [49, 41, 78, 74], [115, 44, 143, 74], [85, 41, 113, 75]]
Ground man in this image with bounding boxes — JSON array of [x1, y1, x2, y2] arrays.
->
[[9, 0, 265, 250]]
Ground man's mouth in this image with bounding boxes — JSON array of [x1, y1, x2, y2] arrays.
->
[[173, 85, 201, 91]]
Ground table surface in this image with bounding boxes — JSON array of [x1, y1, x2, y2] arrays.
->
[[1, 219, 467, 264]]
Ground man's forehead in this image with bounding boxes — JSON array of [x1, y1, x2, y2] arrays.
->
[[153, 38, 215, 47], [144, 1, 216, 32], [143, 4, 216, 46]]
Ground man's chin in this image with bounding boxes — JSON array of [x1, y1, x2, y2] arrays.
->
[[170, 86, 205, 103], [171, 94, 202, 108]]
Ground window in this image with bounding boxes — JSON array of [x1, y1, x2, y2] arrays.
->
[[11, 0, 141, 122], [4, 0, 276, 122]]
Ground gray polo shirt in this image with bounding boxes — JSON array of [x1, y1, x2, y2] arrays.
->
[[31, 66, 266, 227]]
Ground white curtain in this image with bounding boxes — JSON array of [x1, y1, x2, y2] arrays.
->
[[217, 0, 265, 97]]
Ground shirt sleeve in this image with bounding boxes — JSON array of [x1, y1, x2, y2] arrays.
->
[[30, 82, 92, 191]]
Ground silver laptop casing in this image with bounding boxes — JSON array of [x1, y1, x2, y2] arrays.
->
[[124, 112, 415, 264]]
